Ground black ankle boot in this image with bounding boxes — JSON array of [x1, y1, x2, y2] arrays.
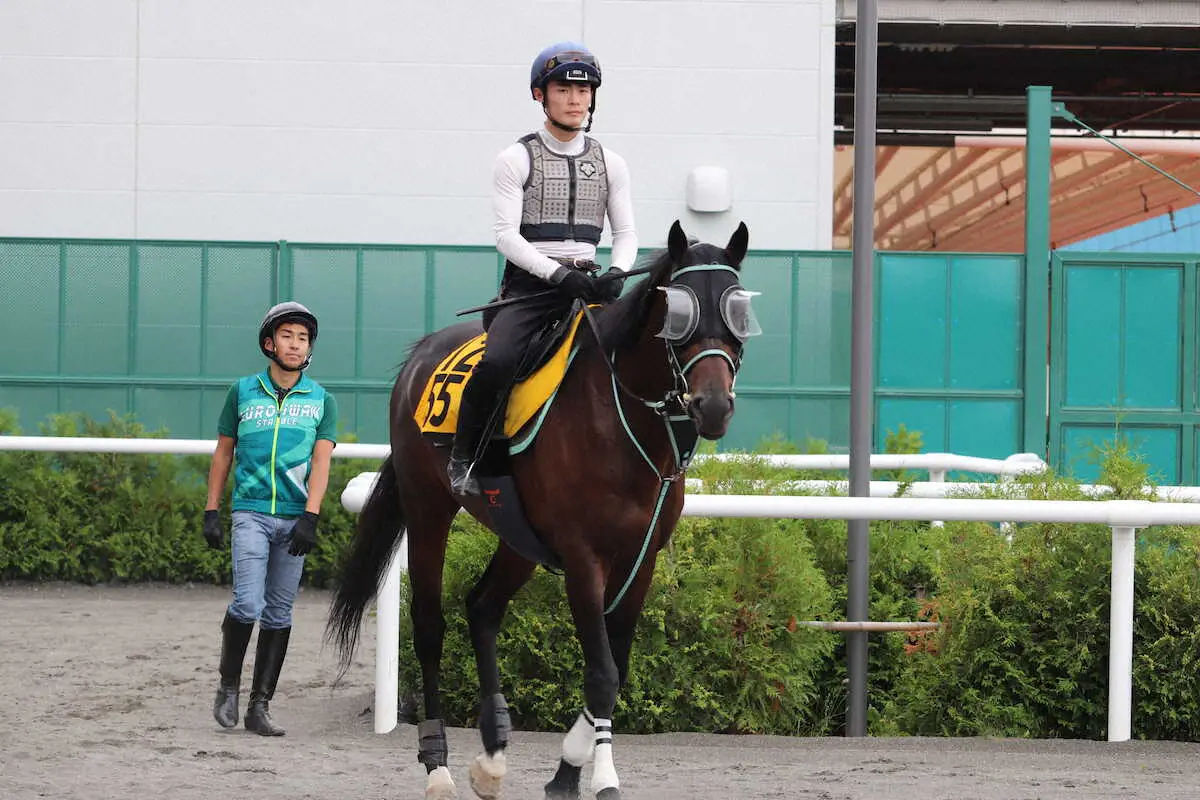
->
[[245, 626, 290, 737], [213, 612, 253, 728]]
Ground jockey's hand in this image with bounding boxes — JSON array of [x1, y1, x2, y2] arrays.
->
[[202, 509, 224, 550], [287, 511, 320, 557], [551, 266, 597, 300], [593, 268, 625, 303]]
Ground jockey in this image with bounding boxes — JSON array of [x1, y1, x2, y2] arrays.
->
[[446, 41, 638, 496]]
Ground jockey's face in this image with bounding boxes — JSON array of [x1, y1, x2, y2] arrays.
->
[[535, 80, 592, 130]]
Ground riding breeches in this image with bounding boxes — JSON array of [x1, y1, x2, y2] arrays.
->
[[472, 266, 574, 395]]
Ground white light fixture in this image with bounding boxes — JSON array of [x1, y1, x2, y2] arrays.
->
[[685, 166, 731, 213]]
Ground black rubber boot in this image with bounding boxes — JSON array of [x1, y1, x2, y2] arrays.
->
[[447, 374, 498, 497], [213, 612, 253, 728], [244, 626, 290, 737]]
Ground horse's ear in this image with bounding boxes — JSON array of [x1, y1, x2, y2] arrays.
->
[[667, 220, 689, 264], [725, 222, 749, 268]]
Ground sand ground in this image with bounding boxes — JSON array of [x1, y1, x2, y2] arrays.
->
[[2, 583, 1198, 799]]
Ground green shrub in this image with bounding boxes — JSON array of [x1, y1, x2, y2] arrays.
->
[[398, 508, 835, 735], [0, 408, 372, 587]]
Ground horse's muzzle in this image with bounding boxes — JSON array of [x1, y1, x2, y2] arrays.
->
[[687, 390, 735, 440]]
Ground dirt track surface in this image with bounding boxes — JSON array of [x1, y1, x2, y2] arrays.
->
[[2, 583, 1198, 799]]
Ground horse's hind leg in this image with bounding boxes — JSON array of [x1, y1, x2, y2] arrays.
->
[[405, 487, 461, 800], [465, 544, 536, 800]]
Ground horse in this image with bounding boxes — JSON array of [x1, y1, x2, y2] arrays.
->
[[327, 220, 759, 800]]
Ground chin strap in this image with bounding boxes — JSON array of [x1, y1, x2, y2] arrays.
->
[[265, 350, 310, 373], [542, 95, 597, 133]]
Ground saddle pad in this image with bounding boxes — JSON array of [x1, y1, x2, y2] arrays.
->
[[414, 309, 588, 438]]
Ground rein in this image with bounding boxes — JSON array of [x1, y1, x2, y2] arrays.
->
[[579, 264, 743, 614]]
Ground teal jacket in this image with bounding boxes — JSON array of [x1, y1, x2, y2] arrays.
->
[[218, 371, 338, 517]]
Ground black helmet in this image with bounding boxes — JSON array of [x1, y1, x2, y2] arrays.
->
[[258, 301, 318, 370]]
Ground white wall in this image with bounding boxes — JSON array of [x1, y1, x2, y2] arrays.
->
[[0, 0, 835, 252]]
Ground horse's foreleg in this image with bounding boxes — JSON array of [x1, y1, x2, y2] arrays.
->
[[466, 545, 536, 800], [548, 558, 656, 800], [559, 563, 622, 800], [406, 496, 459, 799]]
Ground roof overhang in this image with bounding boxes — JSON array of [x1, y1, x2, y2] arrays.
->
[[833, 137, 1200, 251]]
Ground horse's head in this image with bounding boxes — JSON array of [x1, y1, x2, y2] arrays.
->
[[651, 220, 760, 439]]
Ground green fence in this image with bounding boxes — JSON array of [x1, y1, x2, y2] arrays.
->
[[3, 237, 1027, 461], [1051, 251, 1200, 484]]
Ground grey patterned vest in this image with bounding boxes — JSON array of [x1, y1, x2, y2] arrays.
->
[[519, 133, 609, 246]]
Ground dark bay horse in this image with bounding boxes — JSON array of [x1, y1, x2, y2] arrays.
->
[[328, 221, 759, 800]]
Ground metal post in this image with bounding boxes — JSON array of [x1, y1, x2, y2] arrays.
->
[[1107, 525, 1136, 742], [847, 0, 879, 738], [1022, 86, 1052, 458], [929, 469, 946, 528]]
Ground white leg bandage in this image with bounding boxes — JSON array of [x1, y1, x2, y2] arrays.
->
[[590, 716, 619, 794]]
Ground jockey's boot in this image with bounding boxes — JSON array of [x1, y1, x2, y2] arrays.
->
[[244, 626, 290, 737], [447, 374, 496, 497], [213, 611, 253, 728]]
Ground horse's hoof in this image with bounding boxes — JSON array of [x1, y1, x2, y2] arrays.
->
[[425, 765, 458, 800], [596, 788, 621, 800], [469, 751, 506, 800], [544, 759, 582, 800]]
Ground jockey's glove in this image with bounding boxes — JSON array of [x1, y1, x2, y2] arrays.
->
[[550, 266, 597, 300], [202, 509, 224, 550], [287, 511, 320, 557], [594, 267, 625, 302]]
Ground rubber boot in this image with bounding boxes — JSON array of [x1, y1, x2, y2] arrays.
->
[[213, 612, 253, 728], [244, 626, 290, 736]]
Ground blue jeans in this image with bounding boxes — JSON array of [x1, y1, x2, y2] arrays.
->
[[227, 511, 305, 630]]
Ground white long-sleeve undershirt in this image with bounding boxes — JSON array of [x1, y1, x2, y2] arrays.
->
[[493, 128, 637, 282]]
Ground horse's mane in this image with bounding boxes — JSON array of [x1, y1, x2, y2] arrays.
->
[[588, 247, 676, 355]]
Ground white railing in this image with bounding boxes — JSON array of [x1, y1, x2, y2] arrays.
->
[[343, 471, 1200, 742], [0, 435, 393, 460], [0, 436, 1046, 479]]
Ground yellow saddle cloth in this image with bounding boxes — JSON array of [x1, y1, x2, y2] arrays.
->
[[414, 310, 587, 438]]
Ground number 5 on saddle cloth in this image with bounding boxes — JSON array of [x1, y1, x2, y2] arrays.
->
[[412, 305, 591, 570]]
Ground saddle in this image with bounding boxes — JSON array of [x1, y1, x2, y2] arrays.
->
[[413, 303, 591, 572], [413, 302, 590, 442]]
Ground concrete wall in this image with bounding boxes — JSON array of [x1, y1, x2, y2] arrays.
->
[[0, 0, 836, 252]]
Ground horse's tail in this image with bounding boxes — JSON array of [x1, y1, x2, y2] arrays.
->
[[326, 455, 405, 675]]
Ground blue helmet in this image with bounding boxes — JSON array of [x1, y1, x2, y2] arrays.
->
[[529, 41, 602, 98]]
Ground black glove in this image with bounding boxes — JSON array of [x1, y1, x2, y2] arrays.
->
[[552, 267, 597, 301], [202, 509, 224, 550], [287, 511, 320, 557], [593, 267, 626, 302]]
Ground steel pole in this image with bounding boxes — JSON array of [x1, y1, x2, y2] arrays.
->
[[847, 0, 879, 738]]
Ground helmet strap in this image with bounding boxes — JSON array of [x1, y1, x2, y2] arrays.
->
[[540, 89, 597, 134], [544, 101, 581, 133], [264, 339, 310, 373]]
